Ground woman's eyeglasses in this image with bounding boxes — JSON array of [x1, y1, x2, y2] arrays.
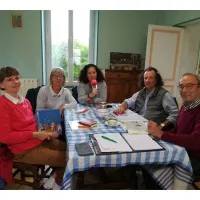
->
[[52, 75, 64, 79]]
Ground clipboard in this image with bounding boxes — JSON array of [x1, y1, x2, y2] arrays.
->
[[90, 134, 165, 155]]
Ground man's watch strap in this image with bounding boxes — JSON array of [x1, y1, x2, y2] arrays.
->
[[160, 123, 165, 128]]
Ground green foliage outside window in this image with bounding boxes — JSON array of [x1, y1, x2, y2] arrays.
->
[[52, 40, 89, 81]]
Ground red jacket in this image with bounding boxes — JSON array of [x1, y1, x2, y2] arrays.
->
[[0, 146, 13, 184]]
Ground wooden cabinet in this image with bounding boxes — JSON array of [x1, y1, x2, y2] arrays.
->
[[105, 69, 142, 103]]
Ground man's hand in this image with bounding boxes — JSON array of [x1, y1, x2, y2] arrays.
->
[[147, 121, 163, 139]]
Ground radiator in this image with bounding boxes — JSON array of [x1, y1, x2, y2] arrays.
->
[[20, 78, 38, 97]]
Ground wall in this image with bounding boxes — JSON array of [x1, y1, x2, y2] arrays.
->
[[97, 10, 159, 69], [2, 10, 200, 84], [0, 10, 43, 85], [157, 10, 200, 26]]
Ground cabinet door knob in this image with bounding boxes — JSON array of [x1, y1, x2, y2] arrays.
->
[[117, 74, 120, 78]]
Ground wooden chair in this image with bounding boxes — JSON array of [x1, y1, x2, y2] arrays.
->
[[13, 162, 52, 189]]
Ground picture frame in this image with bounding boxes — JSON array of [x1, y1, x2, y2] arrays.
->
[[11, 13, 23, 28], [110, 52, 141, 71]]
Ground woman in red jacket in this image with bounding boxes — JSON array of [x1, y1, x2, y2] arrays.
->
[[0, 66, 67, 190]]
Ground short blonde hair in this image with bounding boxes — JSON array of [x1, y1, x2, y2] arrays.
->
[[50, 67, 66, 86]]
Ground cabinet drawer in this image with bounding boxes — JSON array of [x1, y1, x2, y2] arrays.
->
[[106, 72, 133, 79]]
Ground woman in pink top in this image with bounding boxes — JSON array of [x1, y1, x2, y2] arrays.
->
[[0, 66, 66, 190]]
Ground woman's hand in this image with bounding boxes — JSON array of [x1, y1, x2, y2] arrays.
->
[[59, 106, 64, 115], [51, 131, 59, 139], [90, 88, 98, 98], [33, 131, 59, 140], [33, 131, 51, 140]]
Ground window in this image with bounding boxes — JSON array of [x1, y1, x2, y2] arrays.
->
[[41, 10, 98, 86]]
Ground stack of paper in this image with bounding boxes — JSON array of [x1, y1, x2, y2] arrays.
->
[[94, 133, 132, 152], [121, 120, 148, 134]]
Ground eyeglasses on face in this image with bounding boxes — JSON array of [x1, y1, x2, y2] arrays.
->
[[52, 74, 64, 79], [177, 83, 199, 90]]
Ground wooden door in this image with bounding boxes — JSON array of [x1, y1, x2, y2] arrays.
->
[[145, 24, 184, 106]]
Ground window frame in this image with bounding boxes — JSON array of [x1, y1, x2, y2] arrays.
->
[[41, 10, 98, 86]]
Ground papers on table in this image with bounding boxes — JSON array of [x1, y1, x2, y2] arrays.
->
[[93, 133, 132, 153], [111, 109, 147, 122], [123, 134, 163, 151], [121, 120, 148, 134], [69, 120, 93, 130]]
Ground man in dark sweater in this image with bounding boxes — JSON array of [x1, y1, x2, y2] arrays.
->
[[147, 73, 200, 189]]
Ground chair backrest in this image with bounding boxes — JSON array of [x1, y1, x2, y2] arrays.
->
[[71, 85, 79, 103], [173, 97, 179, 109], [25, 85, 44, 114], [0, 177, 4, 189]]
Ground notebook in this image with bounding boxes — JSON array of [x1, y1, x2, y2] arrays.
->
[[91, 133, 132, 155], [75, 108, 89, 114], [90, 133, 164, 155], [69, 120, 92, 130], [122, 134, 164, 152], [79, 118, 98, 128]]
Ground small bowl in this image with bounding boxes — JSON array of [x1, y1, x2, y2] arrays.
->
[[95, 108, 110, 118], [108, 119, 118, 126]]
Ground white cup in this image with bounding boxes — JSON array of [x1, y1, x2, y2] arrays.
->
[[100, 102, 106, 109]]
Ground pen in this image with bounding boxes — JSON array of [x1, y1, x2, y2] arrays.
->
[[101, 135, 117, 143]]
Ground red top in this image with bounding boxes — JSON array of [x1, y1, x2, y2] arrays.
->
[[0, 95, 42, 154], [90, 80, 97, 85], [161, 105, 200, 159]]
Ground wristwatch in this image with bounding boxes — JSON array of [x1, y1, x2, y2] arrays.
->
[[160, 123, 165, 129]]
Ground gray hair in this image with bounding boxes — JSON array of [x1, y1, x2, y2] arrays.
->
[[180, 73, 200, 84], [49, 67, 66, 86]]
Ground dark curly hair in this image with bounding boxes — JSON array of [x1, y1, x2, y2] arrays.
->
[[0, 66, 20, 90], [138, 66, 164, 89], [78, 64, 105, 84]]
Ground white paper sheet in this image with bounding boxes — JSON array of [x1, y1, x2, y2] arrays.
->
[[121, 120, 148, 134], [111, 109, 148, 122], [94, 133, 132, 152], [122, 134, 163, 151]]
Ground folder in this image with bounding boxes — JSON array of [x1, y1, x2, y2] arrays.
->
[[90, 133, 164, 155]]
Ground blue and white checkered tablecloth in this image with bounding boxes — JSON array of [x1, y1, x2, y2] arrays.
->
[[61, 104, 193, 190]]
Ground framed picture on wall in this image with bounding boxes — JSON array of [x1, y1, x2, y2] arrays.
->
[[11, 13, 23, 28]]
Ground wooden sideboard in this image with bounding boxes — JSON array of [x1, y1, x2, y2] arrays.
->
[[105, 69, 142, 103]]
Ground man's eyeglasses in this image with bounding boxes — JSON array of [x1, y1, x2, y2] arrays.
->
[[52, 75, 64, 79], [177, 83, 199, 90]]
